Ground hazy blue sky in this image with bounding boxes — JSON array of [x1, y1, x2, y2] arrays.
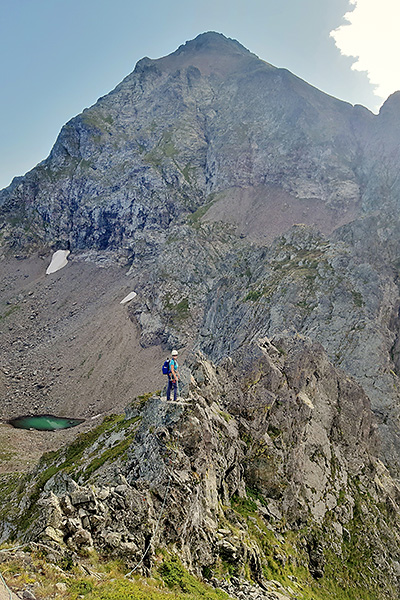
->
[[0, 0, 397, 189]]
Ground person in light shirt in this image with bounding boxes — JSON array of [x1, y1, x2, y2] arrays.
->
[[167, 349, 179, 401]]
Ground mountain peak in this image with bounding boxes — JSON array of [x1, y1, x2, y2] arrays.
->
[[153, 31, 265, 77], [379, 90, 400, 118], [174, 31, 254, 57]]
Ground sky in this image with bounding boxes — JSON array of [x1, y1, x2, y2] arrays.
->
[[1, 0, 399, 190]]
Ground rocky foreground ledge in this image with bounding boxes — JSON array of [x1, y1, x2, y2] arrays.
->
[[1, 336, 400, 599]]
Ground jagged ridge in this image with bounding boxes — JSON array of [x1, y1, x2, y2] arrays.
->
[[2, 338, 400, 598]]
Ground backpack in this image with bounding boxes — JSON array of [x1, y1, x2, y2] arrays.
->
[[162, 359, 170, 375]]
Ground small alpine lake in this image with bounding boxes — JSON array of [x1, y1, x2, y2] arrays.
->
[[8, 414, 84, 431]]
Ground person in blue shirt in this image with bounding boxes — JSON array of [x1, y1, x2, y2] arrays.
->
[[167, 349, 179, 401]]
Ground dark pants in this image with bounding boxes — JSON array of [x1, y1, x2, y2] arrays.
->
[[167, 378, 178, 401]]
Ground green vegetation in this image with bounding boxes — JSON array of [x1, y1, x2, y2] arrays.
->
[[164, 295, 190, 323], [159, 555, 186, 587], [70, 579, 94, 597], [217, 410, 232, 423], [187, 196, 217, 228], [15, 414, 140, 531], [351, 290, 364, 308], [0, 304, 20, 320], [160, 129, 178, 157], [244, 289, 263, 302], [62, 415, 125, 469], [266, 424, 282, 440], [243, 242, 331, 304], [225, 482, 398, 600], [174, 298, 190, 319], [144, 150, 163, 170], [0, 464, 396, 600], [0, 473, 22, 511], [182, 163, 196, 183], [2, 199, 46, 245], [158, 556, 230, 599], [142, 126, 200, 186], [35, 158, 80, 183], [0, 448, 16, 461], [144, 129, 179, 169], [135, 391, 154, 407], [82, 111, 114, 140], [80, 435, 135, 481], [79, 158, 95, 171], [230, 493, 258, 517], [319, 479, 398, 600], [297, 299, 314, 313], [246, 486, 269, 508], [0, 550, 231, 600]]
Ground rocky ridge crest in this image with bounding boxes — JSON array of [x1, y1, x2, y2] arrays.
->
[[2, 337, 400, 598]]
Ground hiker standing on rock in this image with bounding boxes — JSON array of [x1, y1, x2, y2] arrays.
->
[[167, 349, 179, 401]]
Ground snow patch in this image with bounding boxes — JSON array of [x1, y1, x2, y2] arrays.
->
[[120, 291, 137, 304], [46, 250, 70, 275]]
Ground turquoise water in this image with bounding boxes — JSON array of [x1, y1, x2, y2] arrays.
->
[[8, 415, 84, 431]]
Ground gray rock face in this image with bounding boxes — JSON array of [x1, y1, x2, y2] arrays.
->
[[1, 32, 397, 254]]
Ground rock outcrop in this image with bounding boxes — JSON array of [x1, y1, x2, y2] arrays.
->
[[2, 337, 400, 598]]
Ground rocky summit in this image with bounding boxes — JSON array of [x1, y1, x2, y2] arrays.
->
[[1, 32, 400, 600]]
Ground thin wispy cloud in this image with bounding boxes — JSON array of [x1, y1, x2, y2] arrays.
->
[[330, 0, 400, 107]]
